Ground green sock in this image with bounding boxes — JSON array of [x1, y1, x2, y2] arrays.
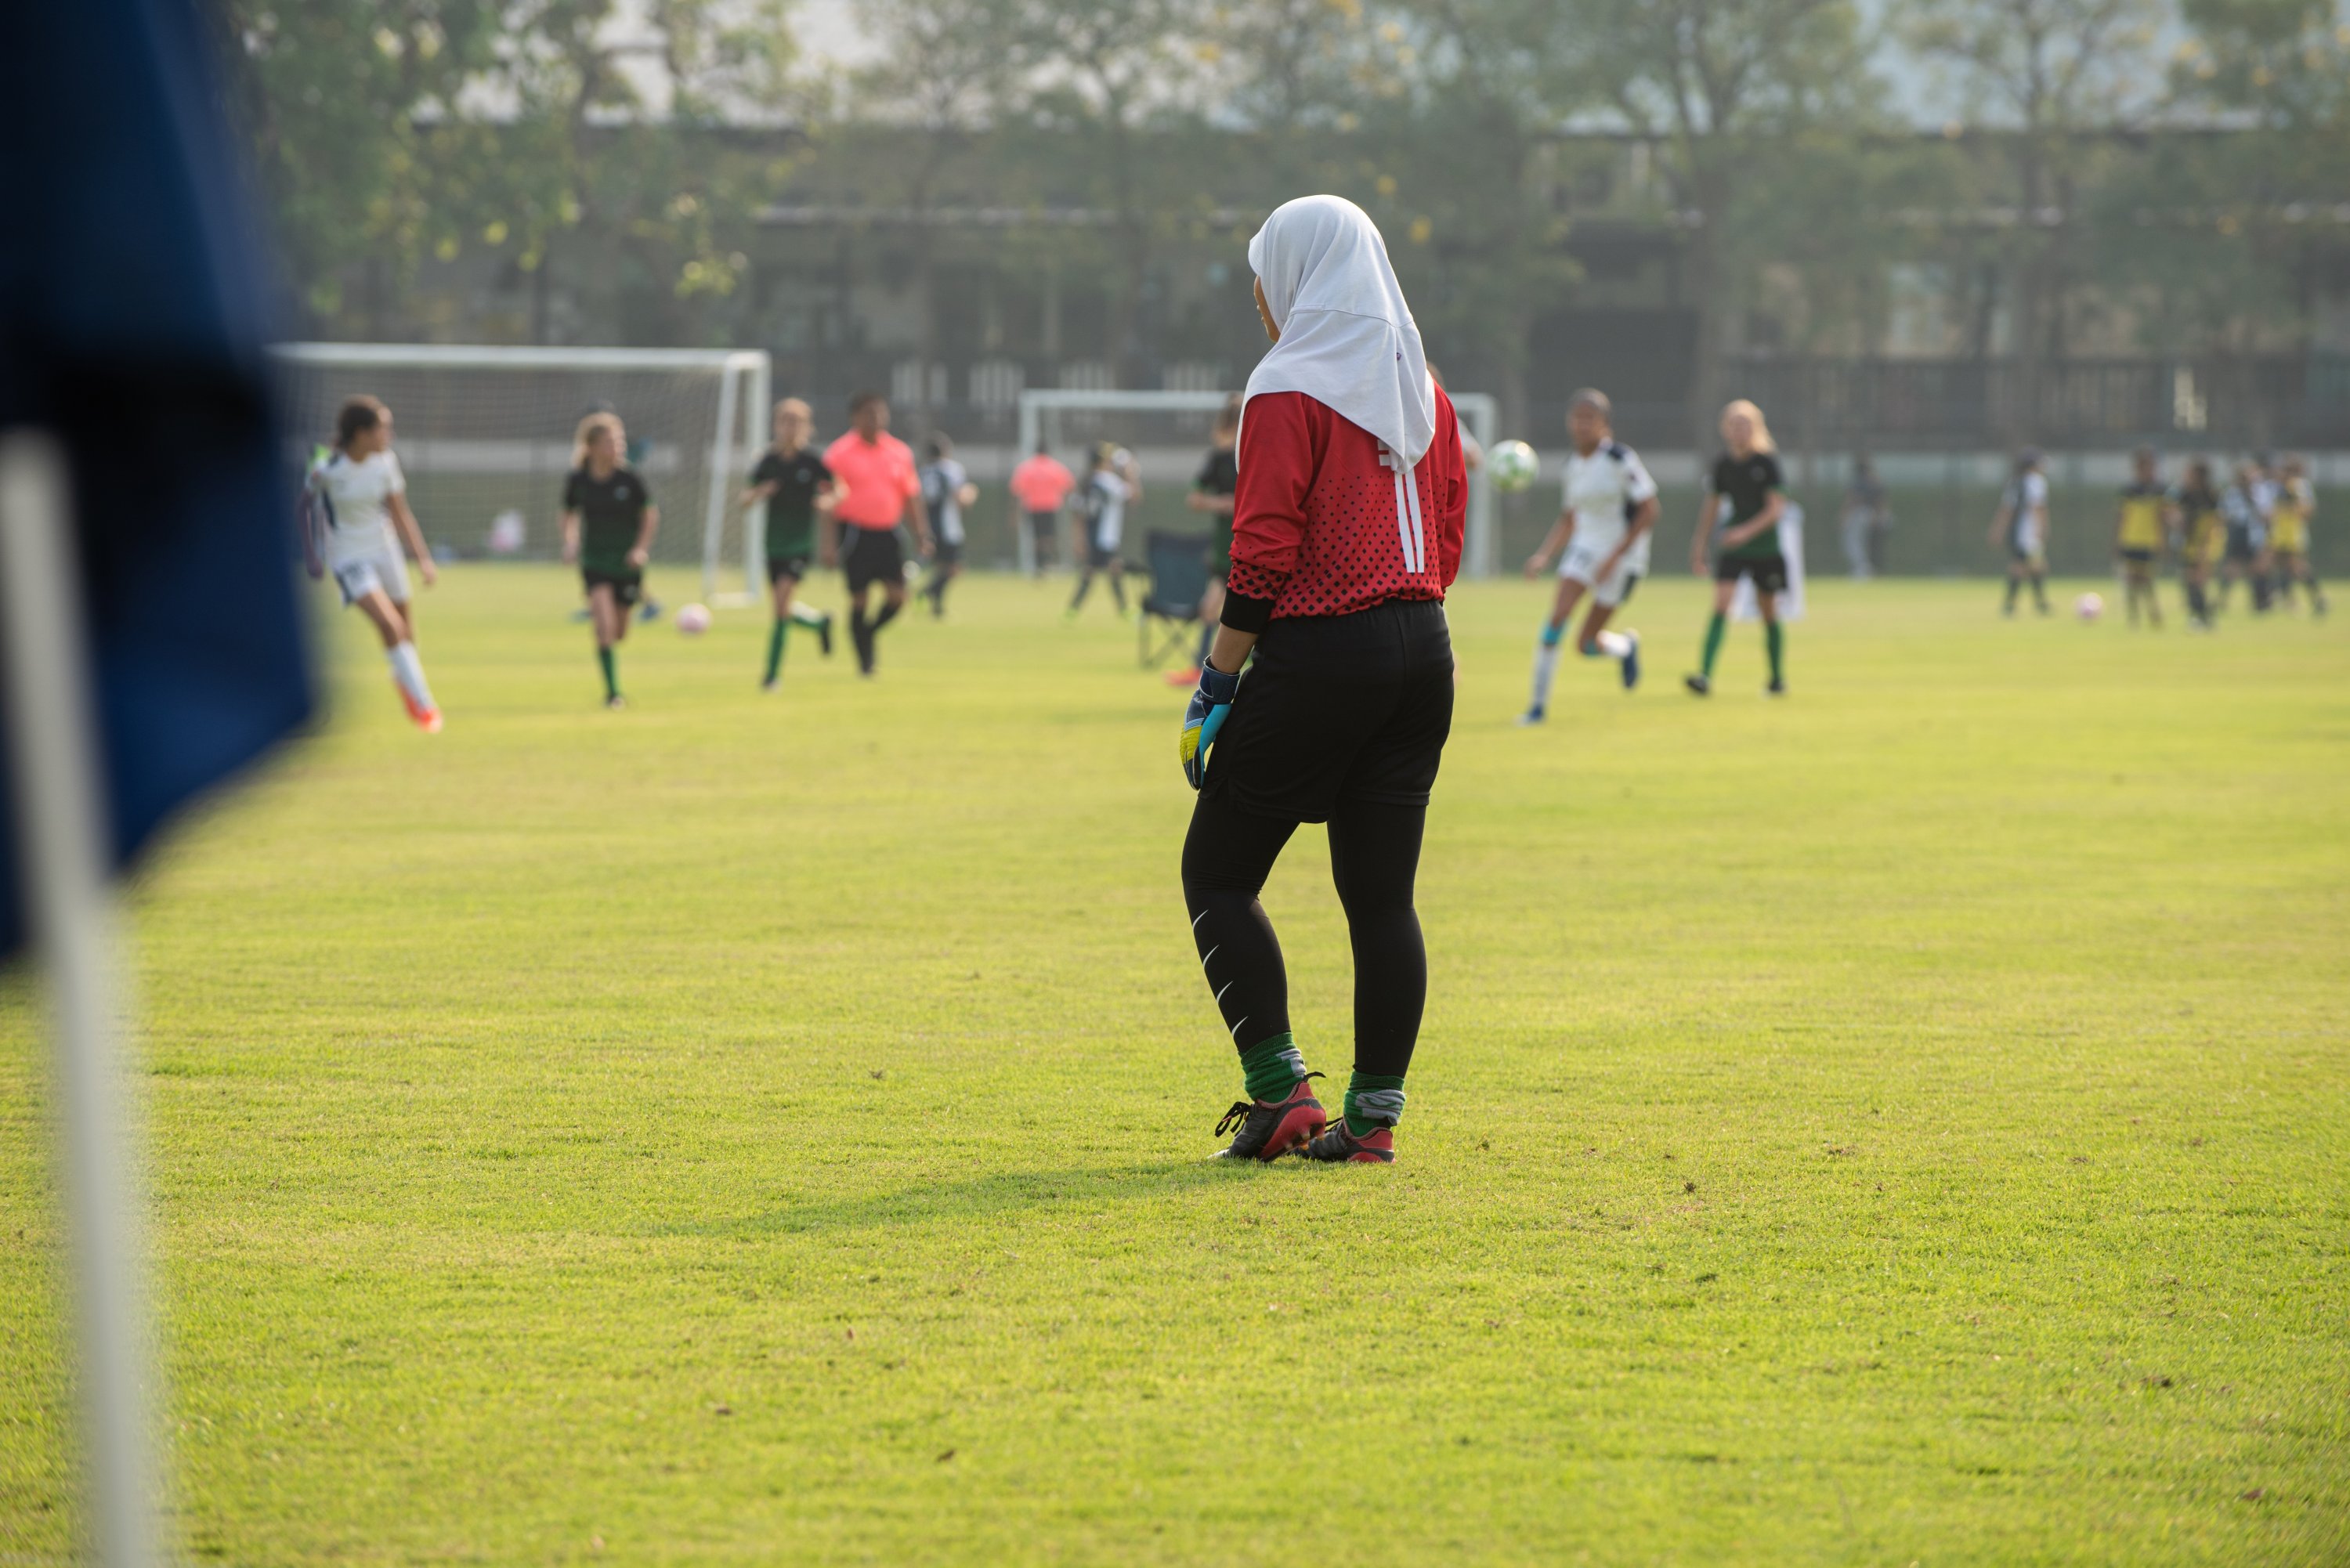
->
[[764, 619, 786, 683], [598, 646, 618, 700], [1344, 1072, 1406, 1137], [1765, 621, 1784, 684], [1700, 612, 1726, 677], [1238, 1032, 1307, 1104]]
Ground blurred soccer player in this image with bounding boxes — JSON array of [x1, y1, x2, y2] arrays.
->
[[736, 397, 838, 691], [2217, 459, 2270, 613], [1990, 450, 2052, 617], [2265, 455, 2326, 616], [1170, 395, 1241, 684], [918, 433, 978, 617], [1842, 456, 1888, 579], [821, 392, 931, 675], [1009, 440, 1076, 576], [1179, 195, 1466, 1167], [2114, 446, 2167, 629], [1519, 388, 1655, 721], [2174, 457, 2222, 629], [562, 412, 659, 709], [1685, 399, 1789, 696], [304, 396, 443, 731], [1068, 442, 1137, 617]]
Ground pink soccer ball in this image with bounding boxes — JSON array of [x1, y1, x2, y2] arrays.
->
[[2074, 592, 2104, 622], [676, 602, 713, 635]]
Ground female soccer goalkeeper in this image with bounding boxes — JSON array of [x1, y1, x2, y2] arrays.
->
[[1177, 195, 1467, 1166]]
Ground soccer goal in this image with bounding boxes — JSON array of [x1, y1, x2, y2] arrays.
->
[[269, 344, 772, 604], [1013, 387, 1500, 578]]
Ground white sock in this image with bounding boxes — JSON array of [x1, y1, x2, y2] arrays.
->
[[790, 601, 829, 628], [1592, 628, 1632, 659], [387, 641, 436, 710], [1529, 638, 1563, 710]]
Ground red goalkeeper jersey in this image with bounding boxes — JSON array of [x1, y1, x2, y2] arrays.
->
[[1223, 386, 1466, 627]]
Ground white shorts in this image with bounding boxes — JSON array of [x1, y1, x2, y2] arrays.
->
[[1560, 539, 1643, 609], [332, 548, 411, 608]]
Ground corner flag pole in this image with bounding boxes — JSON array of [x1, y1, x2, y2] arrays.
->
[[0, 432, 161, 1568]]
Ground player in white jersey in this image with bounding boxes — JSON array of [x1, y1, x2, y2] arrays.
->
[[918, 433, 977, 617], [1517, 389, 1658, 722], [302, 396, 443, 732]]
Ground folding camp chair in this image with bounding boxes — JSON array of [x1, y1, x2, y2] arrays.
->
[[1138, 529, 1212, 668]]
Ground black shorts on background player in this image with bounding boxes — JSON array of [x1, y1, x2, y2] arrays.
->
[[1203, 600, 1454, 822], [1713, 552, 1788, 596], [582, 567, 644, 608], [767, 555, 811, 584], [842, 527, 904, 594]]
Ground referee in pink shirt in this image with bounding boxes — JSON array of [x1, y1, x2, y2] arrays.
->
[[1010, 441, 1076, 576], [821, 391, 933, 674]]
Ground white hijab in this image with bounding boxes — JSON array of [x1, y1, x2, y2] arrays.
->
[[1242, 195, 1436, 470]]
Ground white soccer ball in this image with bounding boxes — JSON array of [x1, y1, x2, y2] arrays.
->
[[1488, 439, 1539, 493], [2075, 592, 2104, 623], [676, 602, 714, 635]]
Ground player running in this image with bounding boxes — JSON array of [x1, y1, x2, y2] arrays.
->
[[820, 392, 931, 676], [2114, 446, 2167, 629], [1067, 443, 1137, 618], [1684, 399, 1789, 697], [304, 396, 443, 732], [562, 411, 659, 710], [1009, 441, 1076, 576], [918, 434, 978, 617], [2174, 457, 2223, 629], [1990, 450, 2052, 617], [1179, 194, 1466, 1168], [1518, 388, 1655, 722], [1170, 396, 1242, 685], [736, 396, 838, 692], [2265, 455, 2326, 616]]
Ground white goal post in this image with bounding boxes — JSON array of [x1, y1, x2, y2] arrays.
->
[[1014, 388, 1500, 578], [269, 344, 772, 604]]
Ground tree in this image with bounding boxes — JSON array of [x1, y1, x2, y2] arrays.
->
[[1900, 0, 2168, 435], [1557, 0, 1876, 443]]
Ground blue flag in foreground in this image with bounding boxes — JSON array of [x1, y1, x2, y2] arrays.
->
[[0, 0, 313, 957]]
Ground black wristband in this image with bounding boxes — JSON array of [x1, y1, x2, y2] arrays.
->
[[1220, 591, 1274, 634]]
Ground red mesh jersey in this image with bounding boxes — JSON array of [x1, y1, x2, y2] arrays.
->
[[1225, 387, 1466, 621]]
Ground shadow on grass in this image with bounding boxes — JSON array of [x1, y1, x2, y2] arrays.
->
[[649, 1158, 1256, 1238]]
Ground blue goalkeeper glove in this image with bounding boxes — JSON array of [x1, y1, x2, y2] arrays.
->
[[1179, 661, 1242, 790]]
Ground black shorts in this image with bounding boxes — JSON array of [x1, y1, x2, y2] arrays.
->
[[1203, 598, 1454, 822], [1085, 540, 1122, 571], [2120, 547, 2157, 566], [932, 539, 964, 567], [1715, 552, 1789, 595], [842, 527, 904, 593], [582, 568, 643, 607], [2224, 526, 2257, 563], [766, 555, 811, 585], [1026, 510, 1058, 541]]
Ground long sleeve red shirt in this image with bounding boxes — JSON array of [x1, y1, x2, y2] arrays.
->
[[1222, 386, 1466, 628]]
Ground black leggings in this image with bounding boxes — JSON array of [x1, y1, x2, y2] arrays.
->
[[1180, 791, 1428, 1079]]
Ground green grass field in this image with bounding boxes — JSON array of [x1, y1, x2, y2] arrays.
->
[[2, 567, 2345, 1564]]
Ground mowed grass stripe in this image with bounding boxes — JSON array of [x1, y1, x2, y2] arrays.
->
[[1, 568, 2344, 1565]]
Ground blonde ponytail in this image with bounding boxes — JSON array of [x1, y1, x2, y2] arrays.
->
[[1721, 398, 1777, 455]]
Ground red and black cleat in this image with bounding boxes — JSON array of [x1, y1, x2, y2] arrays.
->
[[1298, 1122, 1395, 1164], [1210, 1073, 1325, 1162]]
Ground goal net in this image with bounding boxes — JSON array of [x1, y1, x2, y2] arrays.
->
[[269, 345, 771, 602], [1012, 388, 1499, 577]]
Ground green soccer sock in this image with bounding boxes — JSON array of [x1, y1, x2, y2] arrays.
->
[[1343, 1072, 1406, 1137], [764, 619, 786, 684], [1700, 612, 1726, 677], [1238, 1032, 1307, 1104], [1765, 620, 1784, 684], [597, 646, 619, 700]]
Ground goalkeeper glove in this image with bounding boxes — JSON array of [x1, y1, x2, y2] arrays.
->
[[1178, 661, 1241, 790]]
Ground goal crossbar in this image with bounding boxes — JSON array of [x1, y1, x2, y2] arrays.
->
[[268, 343, 772, 602], [1014, 387, 1498, 578]]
